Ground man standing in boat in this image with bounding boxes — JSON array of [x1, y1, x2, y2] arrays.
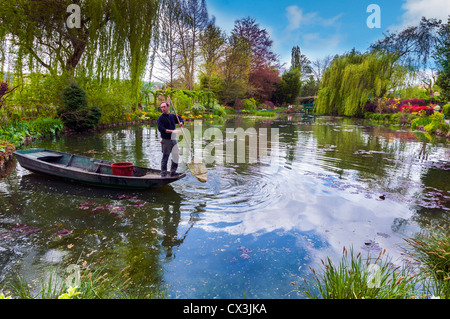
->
[[157, 101, 184, 177]]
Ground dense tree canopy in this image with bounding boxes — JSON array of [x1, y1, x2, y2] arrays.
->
[[316, 50, 407, 116], [0, 0, 160, 109], [435, 17, 450, 101]]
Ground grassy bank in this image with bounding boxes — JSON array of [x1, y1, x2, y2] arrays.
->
[[0, 264, 165, 299]]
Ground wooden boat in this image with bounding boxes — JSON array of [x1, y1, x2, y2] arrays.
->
[[13, 148, 185, 189]]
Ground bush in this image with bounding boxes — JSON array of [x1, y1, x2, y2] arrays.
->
[[28, 118, 64, 136], [363, 102, 377, 113], [191, 103, 206, 116], [411, 116, 432, 130], [424, 112, 447, 133], [443, 104, 450, 118], [57, 82, 102, 131], [242, 98, 258, 109]]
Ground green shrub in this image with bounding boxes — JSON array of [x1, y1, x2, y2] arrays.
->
[[57, 82, 102, 131], [411, 117, 432, 130], [191, 103, 206, 116], [28, 118, 64, 136], [242, 98, 258, 109], [424, 112, 446, 133], [443, 104, 450, 118], [173, 90, 192, 115]]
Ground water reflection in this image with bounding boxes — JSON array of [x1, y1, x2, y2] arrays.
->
[[0, 116, 449, 298]]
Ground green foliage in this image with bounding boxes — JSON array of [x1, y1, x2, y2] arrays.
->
[[191, 103, 206, 116], [273, 68, 301, 106], [241, 98, 258, 109], [212, 106, 227, 117], [423, 111, 448, 133], [28, 118, 64, 136], [316, 51, 406, 116], [0, 118, 64, 147], [61, 82, 88, 111], [443, 103, 450, 117], [298, 247, 418, 299], [7, 265, 165, 299], [411, 116, 433, 130], [435, 18, 450, 102], [84, 80, 134, 124], [404, 226, 450, 298], [172, 90, 192, 115], [57, 82, 102, 131]]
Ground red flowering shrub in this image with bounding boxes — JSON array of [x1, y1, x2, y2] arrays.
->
[[399, 104, 433, 114]]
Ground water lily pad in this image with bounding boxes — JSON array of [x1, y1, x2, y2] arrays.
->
[[56, 229, 73, 236], [11, 224, 40, 234]]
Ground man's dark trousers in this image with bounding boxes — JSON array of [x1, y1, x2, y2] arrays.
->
[[161, 138, 179, 176]]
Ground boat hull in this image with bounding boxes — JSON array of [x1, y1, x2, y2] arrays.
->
[[14, 149, 185, 189]]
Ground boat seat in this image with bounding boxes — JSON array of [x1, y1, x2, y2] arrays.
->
[[34, 152, 64, 162]]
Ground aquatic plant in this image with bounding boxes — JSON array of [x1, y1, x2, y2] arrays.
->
[[6, 264, 165, 299], [404, 226, 450, 298], [297, 247, 419, 299]]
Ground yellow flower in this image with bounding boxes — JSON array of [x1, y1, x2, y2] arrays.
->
[[58, 286, 81, 299]]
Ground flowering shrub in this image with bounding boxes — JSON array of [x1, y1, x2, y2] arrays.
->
[[399, 105, 433, 114]]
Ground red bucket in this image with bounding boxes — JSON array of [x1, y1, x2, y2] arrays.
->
[[111, 162, 134, 176]]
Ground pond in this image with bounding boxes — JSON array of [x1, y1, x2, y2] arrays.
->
[[0, 115, 449, 298]]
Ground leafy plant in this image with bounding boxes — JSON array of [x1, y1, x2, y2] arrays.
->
[[424, 111, 447, 133], [297, 247, 419, 299], [57, 82, 102, 131], [242, 98, 258, 109], [411, 116, 433, 130], [443, 104, 450, 118], [404, 226, 450, 298]]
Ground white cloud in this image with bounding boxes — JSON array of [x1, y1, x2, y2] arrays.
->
[[303, 33, 343, 50], [286, 5, 317, 30], [286, 5, 343, 30], [391, 0, 449, 30]]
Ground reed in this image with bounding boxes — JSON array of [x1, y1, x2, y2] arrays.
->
[[404, 225, 450, 298], [298, 247, 419, 299], [5, 265, 165, 299]]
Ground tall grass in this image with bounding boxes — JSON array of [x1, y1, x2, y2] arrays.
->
[[298, 247, 418, 299], [404, 225, 450, 298], [4, 265, 165, 299], [298, 226, 450, 299]]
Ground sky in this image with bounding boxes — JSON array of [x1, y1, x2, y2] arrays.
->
[[206, 0, 450, 69]]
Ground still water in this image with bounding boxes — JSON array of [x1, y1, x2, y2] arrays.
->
[[0, 115, 449, 298]]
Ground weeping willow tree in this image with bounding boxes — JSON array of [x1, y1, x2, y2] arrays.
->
[[316, 50, 407, 116], [0, 0, 160, 111]]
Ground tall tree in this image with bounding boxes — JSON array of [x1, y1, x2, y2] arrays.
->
[[111, 0, 160, 108], [231, 17, 279, 71], [248, 66, 280, 103], [175, 0, 208, 90], [156, 0, 182, 87], [370, 17, 443, 70], [435, 17, 450, 102], [199, 18, 226, 91], [291, 45, 311, 79], [217, 34, 252, 105], [0, 0, 161, 109], [272, 68, 301, 106], [0, 0, 111, 76], [316, 50, 407, 116]]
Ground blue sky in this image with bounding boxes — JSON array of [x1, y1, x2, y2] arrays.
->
[[206, 0, 449, 69]]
